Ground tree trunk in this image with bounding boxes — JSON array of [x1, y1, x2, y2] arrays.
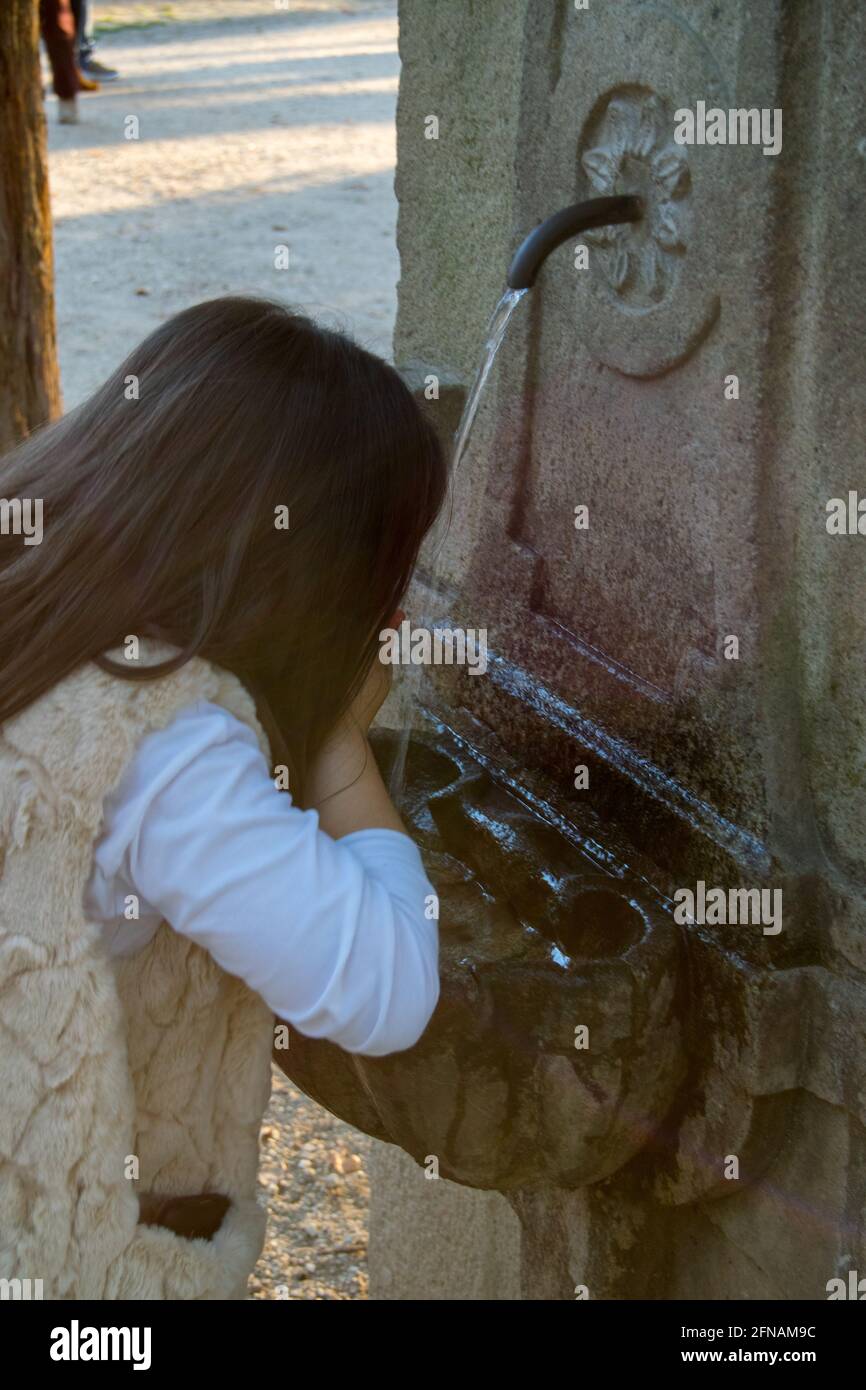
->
[[0, 0, 62, 454]]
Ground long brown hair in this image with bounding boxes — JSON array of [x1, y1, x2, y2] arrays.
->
[[0, 296, 446, 798]]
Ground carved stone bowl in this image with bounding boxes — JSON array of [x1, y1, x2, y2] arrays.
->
[[276, 728, 686, 1191]]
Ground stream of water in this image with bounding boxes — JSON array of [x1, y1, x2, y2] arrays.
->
[[451, 287, 528, 485], [387, 287, 528, 799]]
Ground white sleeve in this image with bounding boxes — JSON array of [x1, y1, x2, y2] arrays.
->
[[95, 701, 440, 1057]]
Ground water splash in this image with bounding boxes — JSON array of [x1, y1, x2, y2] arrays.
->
[[387, 286, 528, 801]]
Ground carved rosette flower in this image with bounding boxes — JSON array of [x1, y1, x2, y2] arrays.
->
[[580, 92, 690, 306]]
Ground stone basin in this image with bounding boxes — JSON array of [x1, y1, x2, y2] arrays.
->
[[276, 726, 686, 1192]]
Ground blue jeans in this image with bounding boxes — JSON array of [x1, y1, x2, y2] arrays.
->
[[70, 0, 95, 63]]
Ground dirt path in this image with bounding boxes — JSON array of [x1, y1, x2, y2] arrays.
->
[[47, 0, 399, 406], [46, 0, 402, 1299]]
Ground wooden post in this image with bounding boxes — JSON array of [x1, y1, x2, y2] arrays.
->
[[0, 0, 62, 453]]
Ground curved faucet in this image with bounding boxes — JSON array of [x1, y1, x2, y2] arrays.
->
[[506, 194, 643, 290]]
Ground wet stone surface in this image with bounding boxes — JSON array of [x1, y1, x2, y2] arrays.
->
[[277, 728, 685, 1193]]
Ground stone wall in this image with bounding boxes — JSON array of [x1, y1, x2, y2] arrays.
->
[[367, 0, 866, 1300]]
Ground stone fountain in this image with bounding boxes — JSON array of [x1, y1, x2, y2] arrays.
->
[[277, 0, 866, 1299]]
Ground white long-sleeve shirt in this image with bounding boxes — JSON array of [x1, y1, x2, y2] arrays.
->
[[84, 700, 439, 1056]]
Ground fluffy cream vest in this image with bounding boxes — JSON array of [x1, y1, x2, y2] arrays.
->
[[0, 649, 275, 1299]]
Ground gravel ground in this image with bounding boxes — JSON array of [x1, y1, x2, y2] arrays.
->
[[46, 0, 402, 1300], [251, 1070, 373, 1300]]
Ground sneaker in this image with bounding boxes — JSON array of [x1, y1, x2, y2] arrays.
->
[[58, 97, 79, 125], [80, 58, 119, 83]]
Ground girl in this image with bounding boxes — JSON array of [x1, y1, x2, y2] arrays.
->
[[0, 296, 447, 1299]]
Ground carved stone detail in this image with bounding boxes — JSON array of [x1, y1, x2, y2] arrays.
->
[[581, 90, 690, 308], [572, 83, 719, 377]]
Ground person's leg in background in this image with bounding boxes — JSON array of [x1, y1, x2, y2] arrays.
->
[[72, 0, 120, 83], [69, 0, 91, 66], [70, 0, 88, 60], [67, 0, 98, 92], [39, 0, 79, 124]]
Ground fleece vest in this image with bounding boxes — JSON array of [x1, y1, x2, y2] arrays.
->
[[0, 647, 275, 1299]]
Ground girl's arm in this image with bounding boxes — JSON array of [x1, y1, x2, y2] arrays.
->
[[88, 661, 439, 1058]]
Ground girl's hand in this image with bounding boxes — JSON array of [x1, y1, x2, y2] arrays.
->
[[348, 651, 392, 734], [329, 608, 404, 743], [307, 608, 408, 836]]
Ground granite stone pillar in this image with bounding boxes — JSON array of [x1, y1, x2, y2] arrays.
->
[[279, 0, 866, 1300]]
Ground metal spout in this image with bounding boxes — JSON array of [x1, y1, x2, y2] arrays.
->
[[506, 195, 643, 290]]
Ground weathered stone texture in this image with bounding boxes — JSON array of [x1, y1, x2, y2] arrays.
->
[[281, 0, 866, 1300]]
